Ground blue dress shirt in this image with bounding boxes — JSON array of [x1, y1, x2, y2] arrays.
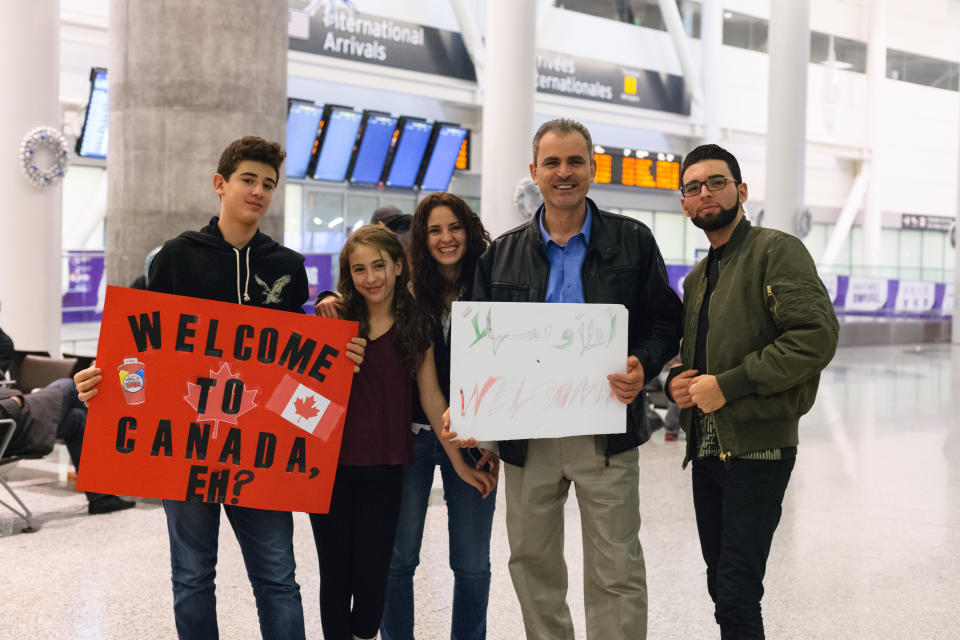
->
[[538, 204, 592, 303]]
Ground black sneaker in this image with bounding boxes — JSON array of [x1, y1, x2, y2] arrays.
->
[[88, 495, 136, 515]]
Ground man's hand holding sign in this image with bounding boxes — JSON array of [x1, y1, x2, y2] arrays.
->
[[77, 285, 359, 513]]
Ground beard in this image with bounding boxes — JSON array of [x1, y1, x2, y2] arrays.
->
[[691, 196, 739, 232]]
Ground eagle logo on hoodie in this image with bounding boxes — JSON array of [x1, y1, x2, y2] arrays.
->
[[255, 274, 292, 305]]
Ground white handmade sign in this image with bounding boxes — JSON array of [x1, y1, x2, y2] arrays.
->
[[450, 301, 627, 440]]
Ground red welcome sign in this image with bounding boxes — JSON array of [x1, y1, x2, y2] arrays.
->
[[77, 286, 358, 513]]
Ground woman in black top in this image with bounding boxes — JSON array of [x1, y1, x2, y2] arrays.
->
[[380, 193, 499, 640]]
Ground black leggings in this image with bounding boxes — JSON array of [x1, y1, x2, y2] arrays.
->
[[309, 464, 404, 640]]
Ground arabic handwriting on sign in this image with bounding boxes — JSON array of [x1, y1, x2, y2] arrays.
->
[[553, 311, 619, 357], [468, 307, 620, 358], [469, 308, 553, 355]]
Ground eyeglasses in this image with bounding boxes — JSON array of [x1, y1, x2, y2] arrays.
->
[[680, 175, 738, 197]]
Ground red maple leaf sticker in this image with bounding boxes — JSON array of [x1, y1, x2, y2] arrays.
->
[[293, 395, 321, 422], [184, 362, 258, 438]]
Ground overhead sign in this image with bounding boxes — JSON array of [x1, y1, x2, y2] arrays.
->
[[449, 301, 627, 441], [288, 7, 689, 116], [536, 50, 690, 115], [288, 7, 476, 81], [901, 213, 954, 231], [77, 286, 358, 513]]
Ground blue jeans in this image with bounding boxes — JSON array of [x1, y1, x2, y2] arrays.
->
[[381, 429, 496, 640], [163, 500, 305, 640]]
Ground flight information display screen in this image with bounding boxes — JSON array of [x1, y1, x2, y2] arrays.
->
[[312, 107, 363, 182], [285, 100, 323, 179], [455, 134, 470, 170], [348, 111, 398, 185], [591, 146, 682, 191], [419, 124, 468, 192], [383, 118, 433, 189], [76, 68, 109, 158]]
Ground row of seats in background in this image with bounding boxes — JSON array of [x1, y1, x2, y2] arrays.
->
[[2, 351, 94, 394]]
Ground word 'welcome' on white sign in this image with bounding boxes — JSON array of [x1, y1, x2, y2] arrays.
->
[[450, 301, 627, 441]]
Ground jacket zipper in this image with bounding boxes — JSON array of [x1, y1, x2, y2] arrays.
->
[[766, 284, 779, 324], [707, 260, 732, 468]]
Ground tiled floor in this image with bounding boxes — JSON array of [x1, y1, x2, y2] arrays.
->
[[2, 344, 958, 639]]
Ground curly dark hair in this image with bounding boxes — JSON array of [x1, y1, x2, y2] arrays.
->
[[409, 192, 490, 322], [217, 136, 286, 182], [336, 225, 431, 375]]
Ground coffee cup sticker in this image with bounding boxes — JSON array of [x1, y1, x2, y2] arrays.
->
[[118, 357, 146, 405]]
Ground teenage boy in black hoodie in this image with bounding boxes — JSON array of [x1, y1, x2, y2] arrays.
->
[[75, 137, 365, 640]]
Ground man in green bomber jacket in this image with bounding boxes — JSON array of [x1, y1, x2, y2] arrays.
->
[[666, 144, 839, 640]]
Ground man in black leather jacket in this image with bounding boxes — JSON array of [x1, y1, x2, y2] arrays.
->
[[472, 119, 681, 640]]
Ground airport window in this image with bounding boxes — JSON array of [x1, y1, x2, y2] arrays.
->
[[653, 211, 687, 262], [557, 2, 872, 74], [555, 0, 665, 29], [898, 229, 923, 281], [802, 223, 828, 264], [722, 10, 769, 53], [921, 230, 947, 280], [461, 196, 482, 216], [619, 208, 654, 228], [555, 0, 700, 36], [302, 192, 346, 254], [810, 32, 867, 74], [887, 49, 959, 91], [879, 228, 900, 280]]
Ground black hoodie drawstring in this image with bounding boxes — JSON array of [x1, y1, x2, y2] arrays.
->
[[243, 248, 251, 302], [233, 247, 252, 303]]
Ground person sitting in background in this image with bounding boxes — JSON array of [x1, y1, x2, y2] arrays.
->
[[0, 378, 135, 514], [0, 327, 12, 377], [371, 205, 413, 251], [0, 301, 14, 376]]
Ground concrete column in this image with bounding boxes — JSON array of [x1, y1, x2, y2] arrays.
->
[[0, 0, 61, 354], [107, 0, 287, 287], [863, 0, 886, 268], [480, 0, 537, 237], [699, 0, 723, 144], [764, 0, 810, 233]]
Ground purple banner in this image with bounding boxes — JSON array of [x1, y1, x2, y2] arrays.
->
[[665, 264, 692, 299], [662, 266, 952, 319], [63, 253, 951, 323], [62, 251, 105, 323], [301, 253, 334, 314]]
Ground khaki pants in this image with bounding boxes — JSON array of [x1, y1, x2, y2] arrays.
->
[[505, 436, 647, 640]]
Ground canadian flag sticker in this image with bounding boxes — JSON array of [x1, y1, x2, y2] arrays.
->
[[266, 374, 345, 441]]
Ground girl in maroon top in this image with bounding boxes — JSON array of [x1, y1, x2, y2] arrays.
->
[[309, 225, 493, 640]]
